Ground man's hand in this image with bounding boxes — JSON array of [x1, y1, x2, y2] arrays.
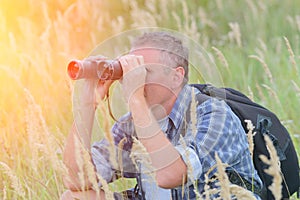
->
[[118, 55, 145, 104], [74, 56, 115, 110], [83, 56, 115, 103]]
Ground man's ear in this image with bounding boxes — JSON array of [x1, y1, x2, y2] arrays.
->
[[173, 66, 185, 88]]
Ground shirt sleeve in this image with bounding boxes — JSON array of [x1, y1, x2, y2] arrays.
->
[[91, 113, 137, 184], [194, 98, 253, 181], [175, 144, 202, 185], [91, 139, 115, 183]]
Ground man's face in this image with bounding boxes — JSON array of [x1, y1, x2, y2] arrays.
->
[[130, 48, 177, 109]]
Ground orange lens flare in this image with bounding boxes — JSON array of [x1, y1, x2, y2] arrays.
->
[[67, 60, 80, 80]]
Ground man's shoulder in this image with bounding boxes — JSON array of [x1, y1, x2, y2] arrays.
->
[[116, 112, 132, 122], [195, 95, 229, 112]]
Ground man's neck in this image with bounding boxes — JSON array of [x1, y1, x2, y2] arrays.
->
[[151, 90, 180, 120]]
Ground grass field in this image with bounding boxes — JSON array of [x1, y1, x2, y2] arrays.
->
[[1, 0, 299, 199]]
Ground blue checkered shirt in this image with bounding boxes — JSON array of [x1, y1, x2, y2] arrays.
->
[[91, 84, 263, 199]]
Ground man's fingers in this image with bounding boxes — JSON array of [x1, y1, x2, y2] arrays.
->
[[96, 79, 114, 100], [118, 57, 129, 72], [119, 55, 144, 74], [136, 55, 144, 66]]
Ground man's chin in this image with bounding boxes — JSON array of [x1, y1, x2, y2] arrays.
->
[[145, 99, 156, 107]]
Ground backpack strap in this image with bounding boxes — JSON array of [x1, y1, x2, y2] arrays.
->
[[136, 164, 146, 200]]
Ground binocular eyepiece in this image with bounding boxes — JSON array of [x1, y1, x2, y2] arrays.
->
[[67, 59, 123, 80]]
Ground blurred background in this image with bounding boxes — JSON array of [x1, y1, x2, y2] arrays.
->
[[0, 0, 299, 199]]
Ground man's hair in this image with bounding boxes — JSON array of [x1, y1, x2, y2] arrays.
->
[[131, 31, 189, 84]]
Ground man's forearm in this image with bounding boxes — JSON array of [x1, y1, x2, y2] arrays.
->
[[130, 98, 187, 188], [63, 105, 96, 190]]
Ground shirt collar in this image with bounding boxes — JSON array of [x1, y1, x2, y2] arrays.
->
[[169, 84, 193, 129]]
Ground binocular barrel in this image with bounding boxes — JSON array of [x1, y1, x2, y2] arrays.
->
[[67, 60, 123, 80]]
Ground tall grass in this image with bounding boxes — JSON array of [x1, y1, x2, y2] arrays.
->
[[0, 0, 299, 199]]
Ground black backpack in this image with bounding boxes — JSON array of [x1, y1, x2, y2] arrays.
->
[[190, 84, 300, 199]]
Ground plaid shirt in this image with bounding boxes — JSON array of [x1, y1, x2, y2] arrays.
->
[[91, 84, 263, 199]]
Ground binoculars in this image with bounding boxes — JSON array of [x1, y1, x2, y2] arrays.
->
[[67, 59, 123, 80]]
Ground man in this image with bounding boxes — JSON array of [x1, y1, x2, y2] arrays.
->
[[61, 31, 262, 199]]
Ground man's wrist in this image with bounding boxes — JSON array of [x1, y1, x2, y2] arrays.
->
[[128, 94, 147, 112], [135, 121, 162, 139]]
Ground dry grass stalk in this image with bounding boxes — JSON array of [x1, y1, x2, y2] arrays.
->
[[261, 84, 282, 107], [257, 1, 267, 12], [259, 135, 282, 200], [0, 10, 5, 32], [203, 173, 211, 200], [177, 135, 200, 199], [205, 156, 256, 199], [81, 143, 100, 199], [273, 37, 282, 55], [215, 152, 231, 200], [8, 32, 17, 52], [286, 15, 295, 28], [255, 83, 267, 103], [215, 0, 223, 11], [182, 1, 189, 29], [190, 88, 198, 138], [171, 1, 200, 42], [204, 164, 229, 199], [246, 0, 258, 17], [249, 55, 274, 85], [247, 86, 254, 101], [255, 38, 267, 60], [97, 101, 113, 144], [192, 180, 201, 199], [172, 1, 200, 41], [111, 16, 125, 35], [129, 0, 157, 28], [24, 89, 40, 173], [244, 119, 256, 191], [212, 46, 229, 70], [228, 22, 242, 47], [203, 173, 220, 200], [0, 65, 22, 88], [187, 15, 201, 42], [2, 183, 7, 200], [254, 48, 265, 61], [291, 80, 300, 98], [97, 100, 118, 170], [24, 89, 62, 173], [96, 174, 114, 200], [197, 7, 217, 30], [130, 137, 156, 185], [0, 162, 26, 198], [130, 137, 151, 168], [172, 11, 183, 32], [244, 119, 256, 159], [181, 175, 186, 199], [74, 135, 86, 191], [130, 136, 150, 163], [117, 137, 128, 177], [145, 0, 156, 13], [159, 0, 170, 21], [284, 36, 299, 76], [258, 38, 268, 53], [296, 15, 300, 32], [229, 184, 256, 200]]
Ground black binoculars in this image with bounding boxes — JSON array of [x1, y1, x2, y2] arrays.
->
[[67, 59, 123, 80]]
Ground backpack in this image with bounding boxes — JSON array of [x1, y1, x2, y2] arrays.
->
[[190, 83, 300, 199]]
